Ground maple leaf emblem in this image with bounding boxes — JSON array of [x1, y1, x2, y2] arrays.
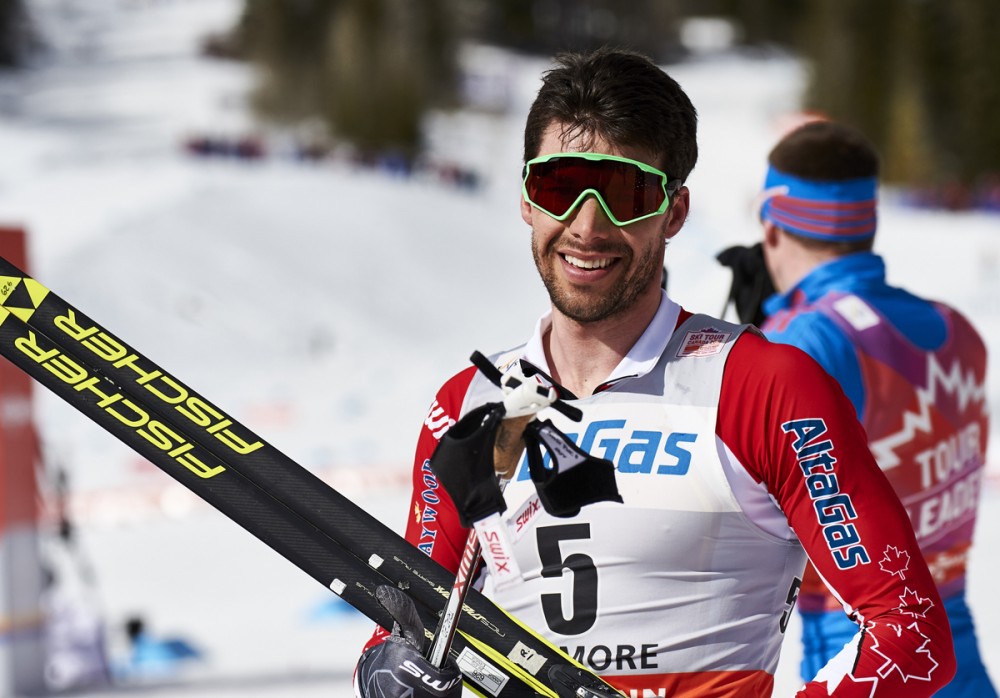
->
[[867, 620, 940, 683], [839, 674, 878, 698], [898, 588, 935, 619], [879, 545, 911, 579]]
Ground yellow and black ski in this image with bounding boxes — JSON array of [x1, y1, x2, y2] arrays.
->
[[0, 257, 622, 698]]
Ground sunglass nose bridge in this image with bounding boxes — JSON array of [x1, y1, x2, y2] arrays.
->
[[564, 189, 623, 227]]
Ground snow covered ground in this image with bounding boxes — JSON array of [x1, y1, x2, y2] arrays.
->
[[0, 1, 996, 696]]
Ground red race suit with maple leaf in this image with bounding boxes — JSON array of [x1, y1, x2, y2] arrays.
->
[[360, 292, 956, 697]]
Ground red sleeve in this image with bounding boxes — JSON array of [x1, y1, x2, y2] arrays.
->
[[359, 365, 477, 654], [719, 332, 956, 696], [401, 366, 477, 568]]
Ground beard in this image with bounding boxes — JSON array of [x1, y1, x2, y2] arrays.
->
[[532, 232, 663, 324]]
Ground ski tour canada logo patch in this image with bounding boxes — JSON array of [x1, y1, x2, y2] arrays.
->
[[677, 327, 731, 357]]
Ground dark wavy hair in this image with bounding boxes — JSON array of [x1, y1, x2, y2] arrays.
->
[[523, 47, 698, 182], [769, 120, 880, 180]]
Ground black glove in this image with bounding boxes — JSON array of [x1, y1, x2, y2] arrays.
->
[[427, 402, 508, 528], [356, 586, 463, 698], [716, 242, 775, 326], [523, 419, 622, 518]]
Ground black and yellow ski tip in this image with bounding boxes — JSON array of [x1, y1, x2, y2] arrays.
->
[[0, 275, 49, 324]]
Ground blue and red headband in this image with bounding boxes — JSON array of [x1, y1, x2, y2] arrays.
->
[[758, 166, 878, 242]]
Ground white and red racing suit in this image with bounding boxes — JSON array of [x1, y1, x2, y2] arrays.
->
[[362, 292, 955, 697]]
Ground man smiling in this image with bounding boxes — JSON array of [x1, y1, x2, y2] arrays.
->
[[356, 48, 955, 698]]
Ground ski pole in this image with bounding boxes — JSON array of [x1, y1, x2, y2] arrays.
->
[[426, 478, 508, 667], [427, 352, 582, 668]]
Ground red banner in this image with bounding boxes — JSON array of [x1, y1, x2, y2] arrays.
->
[[0, 226, 41, 532]]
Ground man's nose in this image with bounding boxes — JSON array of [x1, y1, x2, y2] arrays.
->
[[566, 194, 615, 240]]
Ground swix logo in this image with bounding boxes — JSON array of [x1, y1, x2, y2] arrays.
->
[[399, 660, 464, 693], [515, 419, 697, 481], [482, 529, 513, 575], [513, 497, 541, 537], [475, 514, 521, 588]]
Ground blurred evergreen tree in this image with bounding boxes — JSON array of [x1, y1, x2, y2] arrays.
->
[[687, 0, 1000, 193], [237, 0, 458, 156], [797, 0, 1000, 191], [687, 0, 807, 49], [237, 0, 338, 124], [459, 0, 683, 62], [0, 0, 36, 67], [327, 0, 458, 156]]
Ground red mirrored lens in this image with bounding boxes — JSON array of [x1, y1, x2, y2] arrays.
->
[[525, 158, 666, 222]]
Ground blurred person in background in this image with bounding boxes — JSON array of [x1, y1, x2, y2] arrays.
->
[[753, 120, 994, 697], [355, 49, 956, 698]]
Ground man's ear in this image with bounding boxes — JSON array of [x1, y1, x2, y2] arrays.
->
[[664, 187, 690, 241], [520, 195, 533, 226], [760, 219, 788, 293], [762, 219, 782, 249]]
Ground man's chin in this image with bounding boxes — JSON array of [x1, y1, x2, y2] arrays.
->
[[550, 291, 621, 324]]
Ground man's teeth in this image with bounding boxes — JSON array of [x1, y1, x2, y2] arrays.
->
[[564, 254, 612, 270]]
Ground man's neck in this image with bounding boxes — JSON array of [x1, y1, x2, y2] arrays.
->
[[543, 289, 661, 397], [776, 244, 845, 294]]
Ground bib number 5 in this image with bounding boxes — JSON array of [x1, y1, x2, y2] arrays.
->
[[537, 524, 598, 635]]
